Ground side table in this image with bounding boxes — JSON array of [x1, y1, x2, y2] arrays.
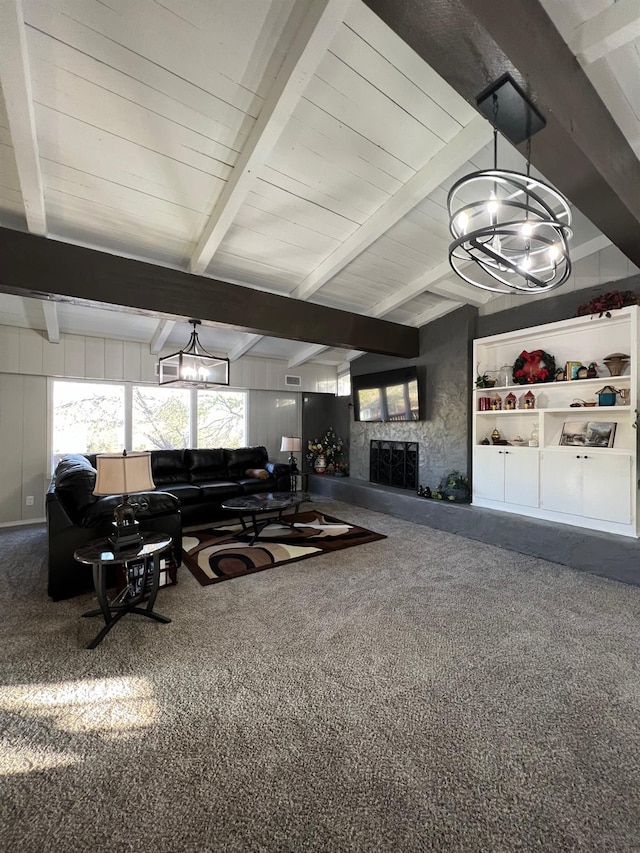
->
[[74, 531, 173, 649]]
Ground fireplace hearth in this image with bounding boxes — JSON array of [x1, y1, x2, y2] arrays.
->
[[370, 440, 418, 490]]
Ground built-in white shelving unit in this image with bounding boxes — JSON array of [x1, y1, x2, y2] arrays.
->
[[472, 306, 639, 537]]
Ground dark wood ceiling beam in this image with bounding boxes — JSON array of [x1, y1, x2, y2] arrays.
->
[[364, 0, 640, 268], [0, 227, 419, 358]]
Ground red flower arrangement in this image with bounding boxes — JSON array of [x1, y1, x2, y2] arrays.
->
[[512, 349, 556, 385], [576, 290, 638, 317]]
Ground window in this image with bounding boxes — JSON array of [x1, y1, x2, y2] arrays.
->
[[132, 386, 190, 450], [197, 390, 246, 448], [337, 371, 351, 397], [52, 380, 247, 466], [52, 381, 125, 468]]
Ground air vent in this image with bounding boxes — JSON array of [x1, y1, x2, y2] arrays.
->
[[285, 374, 302, 387]]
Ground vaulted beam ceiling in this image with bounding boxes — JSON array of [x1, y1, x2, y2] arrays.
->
[[0, 227, 418, 358], [0, 0, 46, 235], [364, 0, 640, 270], [569, 0, 640, 65], [189, 0, 352, 275]]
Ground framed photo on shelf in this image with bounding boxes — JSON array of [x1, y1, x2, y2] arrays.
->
[[559, 421, 617, 448], [565, 361, 582, 380]]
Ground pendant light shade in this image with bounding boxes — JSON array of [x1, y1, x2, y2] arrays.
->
[[158, 319, 230, 388], [448, 74, 573, 295]]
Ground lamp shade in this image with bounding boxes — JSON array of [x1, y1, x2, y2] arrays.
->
[[93, 452, 155, 496], [280, 436, 302, 453]]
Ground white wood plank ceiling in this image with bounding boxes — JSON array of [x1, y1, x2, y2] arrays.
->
[[0, 0, 638, 369]]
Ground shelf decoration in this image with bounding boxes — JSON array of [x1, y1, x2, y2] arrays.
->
[[513, 349, 556, 384], [504, 392, 516, 410], [523, 390, 536, 409], [490, 393, 502, 410], [560, 421, 617, 448]]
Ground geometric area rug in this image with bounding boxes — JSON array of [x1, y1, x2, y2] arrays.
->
[[181, 509, 386, 586]]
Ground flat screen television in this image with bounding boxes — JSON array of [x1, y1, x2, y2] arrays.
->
[[352, 366, 424, 422]]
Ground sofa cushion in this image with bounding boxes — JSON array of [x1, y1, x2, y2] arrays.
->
[[54, 455, 98, 522], [155, 483, 203, 504], [196, 481, 243, 501], [185, 448, 227, 483], [225, 446, 268, 478], [236, 477, 277, 495], [150, 450, 188, 486]]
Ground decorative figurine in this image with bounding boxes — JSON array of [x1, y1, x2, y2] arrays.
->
[[490, 393, 502, 411], [491, 428, 501, 443], [504, 392, 517, 411], [554, 367, 566, 381], [523, 390, 536, 409], [528, 426, 539, 447], [587, 362, 598, 379]]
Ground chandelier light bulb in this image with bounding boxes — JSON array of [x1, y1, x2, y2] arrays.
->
[[521, 221, 533, 237], [456, 212, 469, 233], [487, 193, 499, 215], [548, 244, 560, 262]]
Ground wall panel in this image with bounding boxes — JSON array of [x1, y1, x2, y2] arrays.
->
[[0, 374, 25, 522]]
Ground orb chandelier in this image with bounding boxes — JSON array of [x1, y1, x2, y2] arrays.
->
[[157, 319, 230, 387], [447, 75, 572, 294]]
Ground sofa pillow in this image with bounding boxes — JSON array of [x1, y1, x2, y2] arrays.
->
[[225, 446, 268, 479], [150, 450, 188, 485], [185, 448, 226, 483], [245, 468, 270, 480]]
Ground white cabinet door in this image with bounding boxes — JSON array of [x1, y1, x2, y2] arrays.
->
[[540, 452, 582, 514], [473, 446, 504, 502], [582, 454, 632, 523], [504, 449, 539, 507]]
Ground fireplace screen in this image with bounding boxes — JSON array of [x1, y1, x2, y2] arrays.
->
[[370, 440, 418, 490]]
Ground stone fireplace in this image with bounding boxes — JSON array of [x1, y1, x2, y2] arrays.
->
[[369, 440, 419, 490]]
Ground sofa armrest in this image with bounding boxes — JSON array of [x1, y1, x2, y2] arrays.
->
[[265, 461, 291, 478]]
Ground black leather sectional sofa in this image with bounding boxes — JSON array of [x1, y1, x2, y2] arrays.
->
[[46, 446, 291, 600]]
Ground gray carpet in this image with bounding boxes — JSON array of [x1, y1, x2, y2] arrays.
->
[[2, 500, 640, 852]]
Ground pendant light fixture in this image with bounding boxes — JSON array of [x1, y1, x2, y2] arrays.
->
[[447, 74, 572, 294], [157, 319, 230, 387]]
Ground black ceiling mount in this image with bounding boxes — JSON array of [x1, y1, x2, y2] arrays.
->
[[476, 74, 546, 145]]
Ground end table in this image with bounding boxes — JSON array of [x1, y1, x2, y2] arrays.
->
[[74, 531, 173, 649]]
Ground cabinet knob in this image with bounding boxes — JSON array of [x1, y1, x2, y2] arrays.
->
[[576, 454, 582, 459], [498, 450, 503, 454]]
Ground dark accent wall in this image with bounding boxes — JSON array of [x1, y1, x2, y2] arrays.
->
[[476, 276, 640, 338], [350, 305, 477, 488], [301, 392, 349, 473]]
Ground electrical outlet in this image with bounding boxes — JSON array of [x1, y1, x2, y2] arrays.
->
[[25, 496, 34, 506]]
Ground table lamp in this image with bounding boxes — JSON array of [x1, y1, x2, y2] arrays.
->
[[93, 450, 155, 552], [280, 436, 302, 492]]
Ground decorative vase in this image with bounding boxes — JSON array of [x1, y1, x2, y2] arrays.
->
[[314, 455, 327, 474]]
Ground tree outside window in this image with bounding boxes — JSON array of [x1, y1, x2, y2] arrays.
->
[[197, 390, 246, 448], [52, 381, 125, 468], [132, 386, 190, 450]]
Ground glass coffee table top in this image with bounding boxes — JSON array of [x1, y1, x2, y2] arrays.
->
[[221, 492, 310, 511]]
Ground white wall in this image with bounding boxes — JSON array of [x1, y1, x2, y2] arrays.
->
[[0, 323, 335, 525]]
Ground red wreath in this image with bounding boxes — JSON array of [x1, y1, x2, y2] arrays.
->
[[513, 349, 555, 384]]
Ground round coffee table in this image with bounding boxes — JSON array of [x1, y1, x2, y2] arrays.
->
[[221, 492, 311, 545]]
